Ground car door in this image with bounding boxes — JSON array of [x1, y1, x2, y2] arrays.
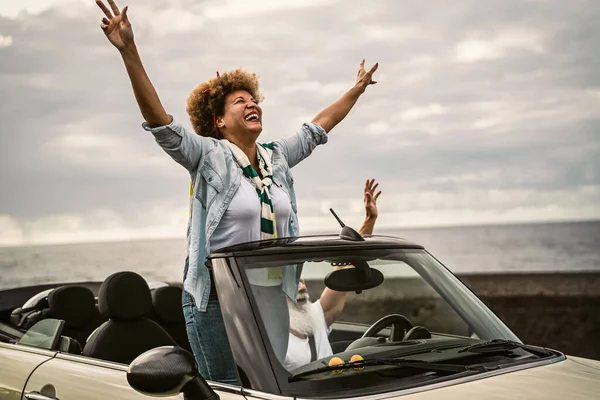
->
[[0, 343, 55, 400], [244, 392, 294, 400], [23, 352, 245, 400]]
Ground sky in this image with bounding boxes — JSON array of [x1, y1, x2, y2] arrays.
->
[[0, 0, 599, 247]]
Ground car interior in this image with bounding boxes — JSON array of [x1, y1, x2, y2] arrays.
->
[[2, 271, 194, 365], [1, 270, 380, 382]]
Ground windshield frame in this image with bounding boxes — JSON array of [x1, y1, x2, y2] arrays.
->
[[232, 247, 525, 397]]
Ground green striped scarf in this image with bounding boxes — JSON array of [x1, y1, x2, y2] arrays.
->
[[222, 140, 278, 240]]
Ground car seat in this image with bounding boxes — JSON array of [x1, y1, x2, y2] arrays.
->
[[10, 294, 50, 329], [151, 286, 193, 354], [47, 285, 103, 348], [83, 271, 176, 364], [10, 285, 103, 349]]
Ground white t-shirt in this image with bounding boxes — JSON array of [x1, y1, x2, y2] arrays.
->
[[210, 176, 292, 251], [211, 176, 292, 287], [283, 300, 333, 371]]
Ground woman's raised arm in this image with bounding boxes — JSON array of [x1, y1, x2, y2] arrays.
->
[[96, 0, 206, 172], [311, 59, 378, 133], [276, 60, 378, 168], [97, 0, 171, 127]]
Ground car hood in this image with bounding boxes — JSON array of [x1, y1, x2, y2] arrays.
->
[[393, 356, 600, 400]]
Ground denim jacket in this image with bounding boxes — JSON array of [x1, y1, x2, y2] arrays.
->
[[143, 117, 328, 311]]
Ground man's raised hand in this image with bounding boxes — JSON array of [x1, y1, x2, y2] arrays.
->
[[364, 178, 382, 220]]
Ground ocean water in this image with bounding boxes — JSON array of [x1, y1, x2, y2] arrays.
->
[[1, 220, 599, 291]]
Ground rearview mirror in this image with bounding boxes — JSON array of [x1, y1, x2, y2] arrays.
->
[[127, 346, 219, 400], [324, 261, 383, 293]]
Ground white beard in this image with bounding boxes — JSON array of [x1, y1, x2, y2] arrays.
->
[[288, 300, 323, 337]]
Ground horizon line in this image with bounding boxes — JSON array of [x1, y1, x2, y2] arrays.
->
[[1, 217, 598, 250]]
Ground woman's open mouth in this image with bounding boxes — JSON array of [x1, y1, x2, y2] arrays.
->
[[245, 112, 260, 123]]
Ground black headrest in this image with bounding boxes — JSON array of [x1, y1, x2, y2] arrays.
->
[[48, 286, 95, 328], [98, 272, 151, 321], [152, 286, 184, 325]]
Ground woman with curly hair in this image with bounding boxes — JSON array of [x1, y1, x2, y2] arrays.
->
[[96, 0, 378, 384]]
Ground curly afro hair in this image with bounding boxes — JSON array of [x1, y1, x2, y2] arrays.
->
[[186, 68, 264, 138]]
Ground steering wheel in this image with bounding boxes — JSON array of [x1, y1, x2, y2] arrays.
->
[[362, 314, 413, 342]]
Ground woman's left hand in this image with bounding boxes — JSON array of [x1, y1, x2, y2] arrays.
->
[[354, 59, 378, 93], [310, 59, 379, 133]]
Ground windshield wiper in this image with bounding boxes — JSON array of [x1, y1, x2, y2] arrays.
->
[[289, 358, 483, 381], [458, 339, 552, 357]]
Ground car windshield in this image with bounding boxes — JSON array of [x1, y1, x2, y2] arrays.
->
[[236, 247, 553, 396]]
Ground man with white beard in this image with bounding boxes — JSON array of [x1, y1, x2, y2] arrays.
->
[[283, 179, 382, 371]]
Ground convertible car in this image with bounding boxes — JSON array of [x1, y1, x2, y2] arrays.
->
[[1, 224, 599, 400]]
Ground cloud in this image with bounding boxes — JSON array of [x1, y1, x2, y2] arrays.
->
[[455, 30, 544, 63], [0, 0, 84, 18], [399, 104, 448, 121], [0, 215, 24, 246], [0, 0, 599, 246], [204, 0, 338, 20], [0, 197, 190, 247], [0, 34, 12, 47]]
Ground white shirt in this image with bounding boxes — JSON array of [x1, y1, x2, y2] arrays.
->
[[210, 176, 292, 251], [283, 300, 333, 371]]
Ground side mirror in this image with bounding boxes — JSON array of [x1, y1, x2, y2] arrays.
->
[[127, 346, 219, 400]]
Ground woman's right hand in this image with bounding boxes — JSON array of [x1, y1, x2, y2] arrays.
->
[[96, 0, 134, 52]]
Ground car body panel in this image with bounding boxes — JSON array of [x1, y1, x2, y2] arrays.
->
[[245, 392, 292, 400], [22, 353, 244, 400], [567, 356, 600, 372], [0, 343, 55, 400], [342, 357, 600, 400], [23, 354, 176, 400]]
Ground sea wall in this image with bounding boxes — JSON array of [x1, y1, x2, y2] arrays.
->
[[459, 273, 600, 360], [305, 272, 600, 360]]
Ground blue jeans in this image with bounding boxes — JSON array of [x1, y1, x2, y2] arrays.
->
[[182, 267, 240, 385]]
